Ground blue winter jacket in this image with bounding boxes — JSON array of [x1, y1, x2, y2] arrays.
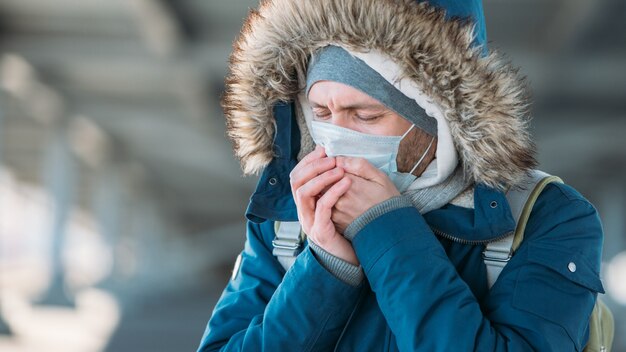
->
[[197, 0, 606, 350], [197, 102, 605, 351]]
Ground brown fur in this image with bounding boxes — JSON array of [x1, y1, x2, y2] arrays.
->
[[221, 0, 537, 190]]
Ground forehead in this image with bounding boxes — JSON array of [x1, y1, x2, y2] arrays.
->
[[307, 80, 386, 110]]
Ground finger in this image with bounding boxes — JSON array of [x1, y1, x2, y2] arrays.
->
[[289, 145, 326, 182], [330, 205, 349, 233], [296, 167, 344, 202], [300, 145, 326, 165], [335, 156, 387, 183], [314, 176, 351, 227], [330, 183, 354, 228], [292, 148, 331, 234], [295, 199, 312, 233], [317, 176, 348, 198], [290, 156, 336, 193]]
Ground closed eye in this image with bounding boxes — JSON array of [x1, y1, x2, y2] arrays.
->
[[356, 114, 382, 121], [311, 108, 330, 120]]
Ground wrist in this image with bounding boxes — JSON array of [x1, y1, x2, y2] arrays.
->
[[312, 236, 359, 266], [308, 241, 364, 287]]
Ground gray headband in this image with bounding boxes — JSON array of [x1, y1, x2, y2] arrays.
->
[[305, 45, 437, 136]]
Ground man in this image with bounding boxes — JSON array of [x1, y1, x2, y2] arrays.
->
[[197, 0, 605, 351]]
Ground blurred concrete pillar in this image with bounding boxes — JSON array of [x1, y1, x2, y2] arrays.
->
[[92, 159, 129, 291], [133, 196, 165, 283], [35, 122, 76, 307], [100, 164, 174, 308], [0, 93, 12, 335], [125, 189, 179, 298]]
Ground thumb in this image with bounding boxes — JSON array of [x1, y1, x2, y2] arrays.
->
[[335, 156, 387, 183]]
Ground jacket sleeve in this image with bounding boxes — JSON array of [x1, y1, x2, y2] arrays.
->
[[347, 182, 605, 352], [196, 219, 365, 352]]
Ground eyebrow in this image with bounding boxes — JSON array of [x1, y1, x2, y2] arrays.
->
[[310, 101, 384, 110]]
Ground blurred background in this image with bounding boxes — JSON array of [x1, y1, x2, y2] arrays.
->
[[0, 0, 624, 351]]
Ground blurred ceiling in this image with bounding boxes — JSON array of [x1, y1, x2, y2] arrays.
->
[[0, 0, 624, 229]]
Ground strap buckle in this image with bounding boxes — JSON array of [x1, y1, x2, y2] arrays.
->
[[272, 238, 301, 250], [482, 248, 512, 263], [272, 221, 304, 259]]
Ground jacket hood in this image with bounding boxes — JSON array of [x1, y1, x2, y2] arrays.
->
[[221, 0, 537, 191]]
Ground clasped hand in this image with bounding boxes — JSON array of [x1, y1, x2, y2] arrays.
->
[[289, 145, 400, 265]]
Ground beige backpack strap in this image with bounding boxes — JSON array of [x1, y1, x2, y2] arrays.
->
[[483, 170, 563, 288], [510, 171, 564, 252], [272, 221, 305, 272], [586, 298, 614, 352]]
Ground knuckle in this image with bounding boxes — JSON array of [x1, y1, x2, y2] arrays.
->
[[317, 157, 333, 168], [306, 177, 318, 190], [289, 178, 296, 190], [289, 178, 302, 192], [312, 158, 326, 171], [290, 167, 302, 181], [355, 158, 366, 170], [295, 187, 304, 200], [321, 173, 334, 185], [301, 153, 314, 163], [316, 197, 328, 209]]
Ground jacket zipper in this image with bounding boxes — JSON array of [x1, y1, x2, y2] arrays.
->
[[430, 227, 514, 245]]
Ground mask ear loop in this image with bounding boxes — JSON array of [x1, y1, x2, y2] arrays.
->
[[409, 135, 436, 174], [400, 124, 415, 139]]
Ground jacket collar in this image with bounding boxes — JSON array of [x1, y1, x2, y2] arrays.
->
[[245, 102, 516, 243], [245, 101, 299, 223], [422, 184, 516, 243]]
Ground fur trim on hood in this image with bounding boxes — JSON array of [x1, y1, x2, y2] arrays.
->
[[221, 0, 537, 191]]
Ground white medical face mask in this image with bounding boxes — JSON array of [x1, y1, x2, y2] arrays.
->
[[310, 120, 435, 192]]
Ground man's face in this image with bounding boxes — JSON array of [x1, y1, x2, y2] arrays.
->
[[307, 80, 437, 176], [307, 80, 413, 136]]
